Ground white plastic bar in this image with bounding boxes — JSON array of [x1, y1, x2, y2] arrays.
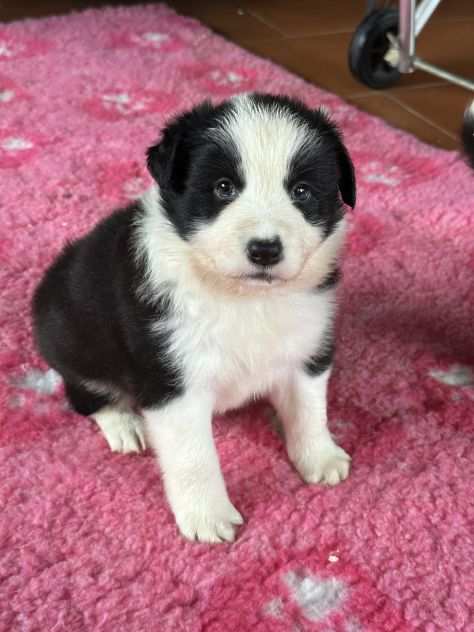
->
[[413, 57, 474, 91], [415, 0, 442, 36]]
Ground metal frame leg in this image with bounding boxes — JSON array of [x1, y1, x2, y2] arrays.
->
[[398, 0, 415, 73]]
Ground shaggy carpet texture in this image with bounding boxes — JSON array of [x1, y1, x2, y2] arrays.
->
[[1, 4, 473, 631]]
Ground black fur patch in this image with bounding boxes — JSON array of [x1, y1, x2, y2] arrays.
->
[[147, 100, 243, 240], [287, 146, 345, 238], [316, 267, 341, 291], [304, 337, 335, 376], [33, 203, 183, 413], [64, 382, 111, 417]]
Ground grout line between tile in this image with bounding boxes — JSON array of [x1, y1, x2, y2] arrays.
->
[[385, 93, 458, 141], [239, 11, 359, 38], [240, 38, 288, 47], [242, 8, 287, 37], [279, 28, 360, 39], [348, 81, 451, 99]]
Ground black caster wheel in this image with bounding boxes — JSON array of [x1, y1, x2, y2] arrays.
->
[[349, 8, 401, 89]]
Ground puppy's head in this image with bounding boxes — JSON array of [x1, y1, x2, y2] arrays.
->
[[147, 93, 355, 292]]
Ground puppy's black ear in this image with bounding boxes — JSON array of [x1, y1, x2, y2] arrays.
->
[[146, 120, 188, 193], [146, 101, 215, 194], [315, 108, 356, 209], [146, 134, 178, 190], [335, 138, 356, 209]]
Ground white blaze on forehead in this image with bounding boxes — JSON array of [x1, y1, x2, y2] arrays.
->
[[223, 95, 313, 196]]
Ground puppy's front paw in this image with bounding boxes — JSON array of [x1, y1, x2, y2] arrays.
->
[[94, 410, 147, 454], [291, 440, 351, 486], [174, 497, 243, 544]]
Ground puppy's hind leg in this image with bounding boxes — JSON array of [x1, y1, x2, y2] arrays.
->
[[64, 381, 147, 454]]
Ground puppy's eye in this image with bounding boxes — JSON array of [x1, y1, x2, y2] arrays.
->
[[291, 183, 312, 202], [214, 178, 237, 201]]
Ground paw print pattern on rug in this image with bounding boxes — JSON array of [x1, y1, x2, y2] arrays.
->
[[283, 570, 347, 622], [95, 161, 151, 201], [130, 31, 185, 53], [12, 368, 61, 395], [179, 64, 258, 95], [83, 89, 179, 121], [358, 159, 406, 189], [0, 84, 14, 102], [5, 368, 65, 430], [354, 151, 444, 190], [0, 131, 39, 168], [251, 562, 406, 631], [429, 364, 474, 386], [0, 88, 14, 102], [257, 568, 349, 628], [110, 30, 185, 53], [0, 33, 51, 60], [0, 75, 27, 105]]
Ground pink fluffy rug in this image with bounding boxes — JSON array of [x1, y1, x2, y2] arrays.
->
[[1, 4, 473, 631]]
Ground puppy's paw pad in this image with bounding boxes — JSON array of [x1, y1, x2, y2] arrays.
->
[[296, 444, 351, 486], [177, 502, 243, 544]]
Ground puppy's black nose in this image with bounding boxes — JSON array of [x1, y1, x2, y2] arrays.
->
[[246, 237, 283, 267]]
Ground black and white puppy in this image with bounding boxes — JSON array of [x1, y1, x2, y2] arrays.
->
[[33, 93, 356, 543]]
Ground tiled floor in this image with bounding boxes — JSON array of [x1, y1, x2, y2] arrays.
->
[[3, 0, 473, 150]]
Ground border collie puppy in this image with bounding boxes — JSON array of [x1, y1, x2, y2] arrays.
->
[[33, 93, 356, 543]]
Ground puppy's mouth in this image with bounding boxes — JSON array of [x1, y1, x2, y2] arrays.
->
[[237, 271, 283, 285]]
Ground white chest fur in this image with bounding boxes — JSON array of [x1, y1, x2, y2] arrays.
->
[[159, 287, 335, 413]]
